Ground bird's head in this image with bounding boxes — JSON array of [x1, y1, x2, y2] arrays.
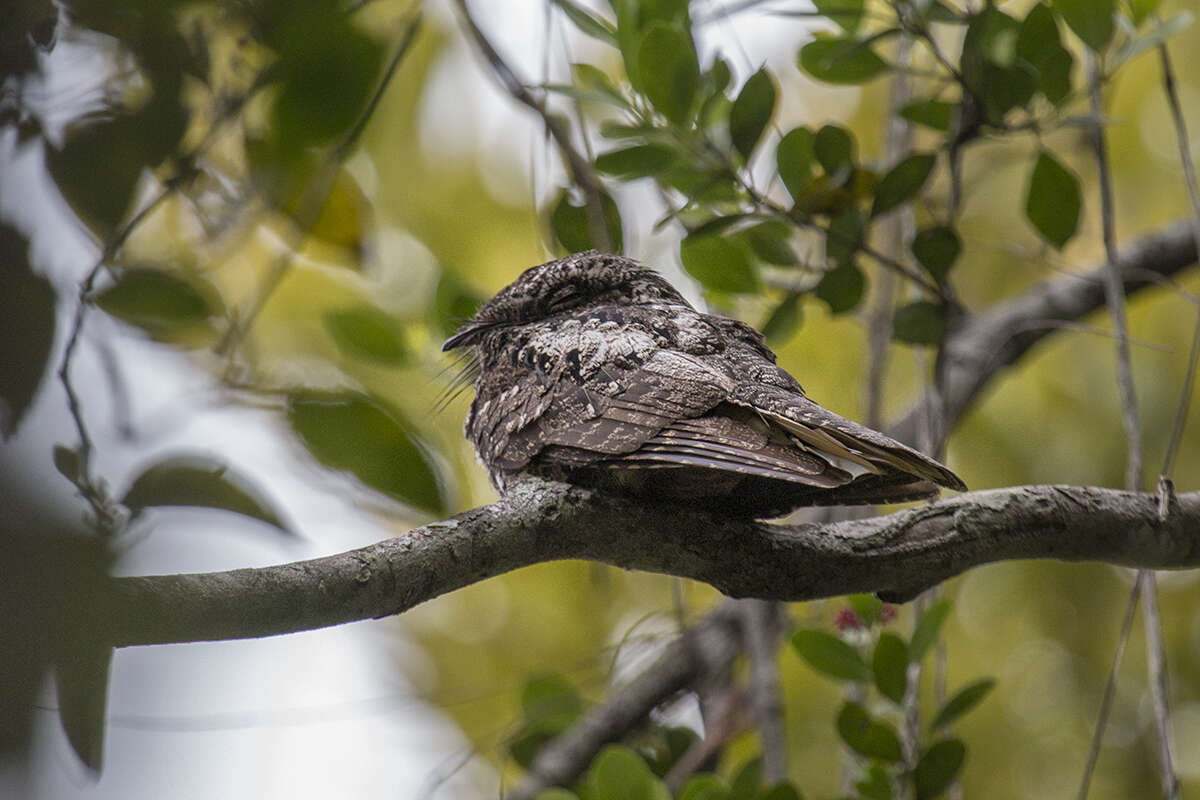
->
[[442, 251, 690, 351]]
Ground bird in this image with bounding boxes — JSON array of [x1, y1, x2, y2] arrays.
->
[[443, 251, 965, 518]]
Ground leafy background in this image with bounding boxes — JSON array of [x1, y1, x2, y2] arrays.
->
[[3, 0, 1200, 797]]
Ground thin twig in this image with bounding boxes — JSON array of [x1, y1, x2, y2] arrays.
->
[[1077, 579, 1141, 800], [1139, 570, 1181, 800], [454, 0, 612, 252], [739, 599, 788, 784]]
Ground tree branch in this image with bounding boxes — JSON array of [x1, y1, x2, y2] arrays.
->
[[893, 220, 1198, 445], [107, 481, 1200, 648]]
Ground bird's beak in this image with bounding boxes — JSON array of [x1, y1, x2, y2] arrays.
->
[[442, 320, 497, 351]]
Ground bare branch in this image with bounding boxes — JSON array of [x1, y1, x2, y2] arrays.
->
[[739, 599, 788, 784], [892, 220, 1198, 446], [107, 481, 1200, 649]]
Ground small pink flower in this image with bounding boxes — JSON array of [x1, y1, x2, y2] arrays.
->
[[834, 606, 862, 631], [878, 604, 898, 624]]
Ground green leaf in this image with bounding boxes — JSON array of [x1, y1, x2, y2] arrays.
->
[[536, 790, 580, 800], [95, 269, 218, 334], [872, 153, 936, 218], [550, 188, 624, 253], [520, 674, 583, 726], [742, 222, 798, 265], [873, 632, 910, 704], [813, 124, 856, 176], [892, 301, 945, 346], [729, 68, 777, 162], [288, 393, 444, 514], [586, 745, 671, 800], [837, 701, 904, 762], [815, 0, 865, 32], [760, 782, 803, 800], [0, 223, 55, 438], [1025, 150, 1081, 249], [777, 127, 816, 201], [1129, 0, 1163, 26], [324, 307, 406, 365], [53, 445, 80, 483], [54, 638, 112, 772], [680, 234, 759, 293], [911, 226, 961, 282], [595, 144, 676, 178], [678, 775, 729, 800], [1051, 0, 1115, 51], [791, 629, 871, 682], [762, 294, 803, 345], [912, 739, 966, 799], [899, 100, 955, 132], [856, 764, 896, 800], [932, 679, 996, 729], [728, 757, 763, 800], [980, 61, 1038, 120], [636, 22, 700, 124], [799, 37, 889, 85], [1036, 46, 1074, 104], [552, 0, 618, 43], [909, 599, 951, 662], [824, 208, 863, 266], [848, 594, 883, 626], [816, 261, 865, 314], [573, 63, 627, 105], [122, 455, 291, 533], [304, 169, 373, 258]]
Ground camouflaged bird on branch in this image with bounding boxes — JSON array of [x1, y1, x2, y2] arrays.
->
[[445, 251, 964, 518]]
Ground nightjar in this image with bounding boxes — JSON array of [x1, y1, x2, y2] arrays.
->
[[444, 251, 965, 518]]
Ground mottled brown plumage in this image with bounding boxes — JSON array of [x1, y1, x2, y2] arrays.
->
[[444, 251, 965, 518]]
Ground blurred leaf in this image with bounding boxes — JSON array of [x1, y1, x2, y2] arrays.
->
[[762, 294, 803, 345], [815, 0, 865, 32], [873, 632, 909, 704], [269, 22, 383, 159], [837, 701, 903, 761], [595, 144, 676, 178], [288, 393, 444, 514], [305, 169, 373, 258], [911, 226, 961, 282], [742, 222, 798, 265], [0, 223, 55, 438], [813, 124, 855, 176], [553, 0, 617, 43], [824, 208, 863, 266], [816, 261, 865, 314], [636, 22, 700, 124], [981, 61, 1037, 120], [573, 63, 628, 106], [678, 774, 729, 800], [324, 307, 406, 365], [1129, 0, 1163, 25], [680, 234, 759, 293], [909, 599, 951, 662], [1035, 45, 1074, 105], [521, 673, 583, 725], [759, 783, 803, 800], [849, 593, 883, 626], [1025, 150, 1081, 249], [122, 454, 292, 533], [550, 189, 624, 253], [799, 36, 889, 85], [856, 764, 895, 800], [54, 638, 111, 772], [53, 445, 81, 483], [932, 679, 996, 729], [912, 739, 966, 799], [899, 100, 955, 131], [535, 790, 580, 800], [729, 68, 776, 162], [871, 153, 935, 218], [94, 269, 219, 334], [777, 126, 816, 201], [791, 629, 871, 682], [728, 757, 763, 800], [1051, 0, 1114, 51], [892, 302, 945, 346], [586, 745, 671, 800]]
